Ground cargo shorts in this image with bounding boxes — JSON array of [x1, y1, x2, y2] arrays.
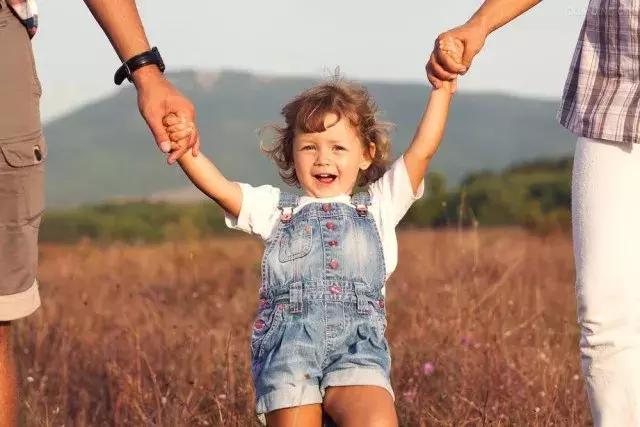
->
[[0, 0, 46, 321]]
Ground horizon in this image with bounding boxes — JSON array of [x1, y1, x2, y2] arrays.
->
[[43, 68, 563, 125]]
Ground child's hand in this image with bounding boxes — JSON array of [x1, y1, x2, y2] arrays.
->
[[162, 113, 195, 149], [437, 36, 464, 94]]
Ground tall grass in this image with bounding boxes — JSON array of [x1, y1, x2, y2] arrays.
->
[[15, 229, 588, 426]]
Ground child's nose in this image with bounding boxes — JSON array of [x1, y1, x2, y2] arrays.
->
[[314, 151, 330, 165]]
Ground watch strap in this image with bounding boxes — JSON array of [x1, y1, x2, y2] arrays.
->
[[114, 47, 165, 85]]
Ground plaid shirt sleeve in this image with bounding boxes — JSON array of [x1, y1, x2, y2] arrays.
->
[[6, 0, 38, 38], [558, 0, 640, 144]]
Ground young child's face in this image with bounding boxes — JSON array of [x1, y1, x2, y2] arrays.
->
[[293, 113, 375, 198]]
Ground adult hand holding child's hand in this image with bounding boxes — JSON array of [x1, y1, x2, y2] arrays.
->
[[134, 70, 200, 164], [163, 113, 195, 155], [437, 36, 464, 93], [426, 21, 489, 91]]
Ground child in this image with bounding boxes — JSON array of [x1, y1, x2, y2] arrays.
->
[[163, 40, 461, 427]]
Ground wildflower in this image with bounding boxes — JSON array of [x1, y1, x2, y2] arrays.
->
[[403, 389, 417, 402], [460, 335, 471, 346], [422, 362, 435, 376]]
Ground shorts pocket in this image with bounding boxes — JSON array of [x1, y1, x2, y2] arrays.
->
[[278, 223, 313, 262], [0, 137, 47, 228]]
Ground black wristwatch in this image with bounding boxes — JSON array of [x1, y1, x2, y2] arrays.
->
[[114, 47, 165, 85]]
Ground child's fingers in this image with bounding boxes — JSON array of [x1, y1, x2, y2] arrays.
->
[[162, 113, 185, 127], [450, 79, 458, 94], [435, 48, 466, 75], [166, 122, 195, 133], [439, 37, 464, 64], [169, 129, 193, 142], [435, 36, 466, 74], [190, 130, 200, 157]]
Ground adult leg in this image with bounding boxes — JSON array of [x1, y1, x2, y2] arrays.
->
[[0, 322, 17, 426], [323, 385, 397, 427], [0, 3, 45, 425], [265, 404, 323, 427], [572, 136, 640, 425]]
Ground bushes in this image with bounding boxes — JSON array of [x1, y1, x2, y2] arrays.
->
[[41, 156, 573, 243], [403, 156, 572, 233], [40, 202, 227, 243]]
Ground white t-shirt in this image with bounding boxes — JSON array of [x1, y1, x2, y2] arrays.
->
[[224, 155, 424, 288]]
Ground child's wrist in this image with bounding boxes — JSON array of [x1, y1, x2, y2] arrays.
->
[[435, 80, 456, 95]]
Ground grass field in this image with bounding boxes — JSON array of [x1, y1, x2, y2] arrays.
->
[[15, 228, 589, 426]]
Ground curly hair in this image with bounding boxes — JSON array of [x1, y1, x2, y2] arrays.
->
[[261, 77, 392, 188]]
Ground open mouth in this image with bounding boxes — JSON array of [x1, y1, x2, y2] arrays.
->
[[313, 173, 337, 184]]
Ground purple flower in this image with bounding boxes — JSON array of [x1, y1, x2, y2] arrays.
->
[[422, 362, 435, 376], [403, 389, 417, 401], [460, 335, 472, 346]]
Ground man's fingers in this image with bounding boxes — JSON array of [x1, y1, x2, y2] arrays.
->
[[430, 54, 458, 81], [147, 114, 172, 153], [426, 53, 444, 89], [426, 67, 443, 89], [461, 49, 476, 73]]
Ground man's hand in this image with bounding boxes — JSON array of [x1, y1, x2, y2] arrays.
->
[[426, 21, 490, 90], [134, 67, 200, 164]]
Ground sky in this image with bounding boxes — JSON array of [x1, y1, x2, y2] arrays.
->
[[33, 0, 588, 122]]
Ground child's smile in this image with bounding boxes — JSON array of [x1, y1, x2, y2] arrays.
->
[[313, 173, 337, 185], [294, 113, 375, 198]]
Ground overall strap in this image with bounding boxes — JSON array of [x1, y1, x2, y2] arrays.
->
[[277, 191, 300, 223], [350, 191, 372, 216]]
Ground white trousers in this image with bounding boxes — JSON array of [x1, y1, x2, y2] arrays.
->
[[573, 136, 640, 426]]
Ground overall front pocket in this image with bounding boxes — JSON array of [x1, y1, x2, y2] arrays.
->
[[251, 303, 286, 358], [278, 222, 313, 262]]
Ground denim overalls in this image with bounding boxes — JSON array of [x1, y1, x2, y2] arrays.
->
[[250, 191, 393, 418]]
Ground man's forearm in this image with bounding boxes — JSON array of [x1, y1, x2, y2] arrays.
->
[[84, 0, 150, 62], [467, 0, 542, 34], [84, 0, 165, 87]]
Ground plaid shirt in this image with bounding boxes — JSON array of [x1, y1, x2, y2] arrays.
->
[[6, 0, 38, 38], [558, 0, 640, 144]]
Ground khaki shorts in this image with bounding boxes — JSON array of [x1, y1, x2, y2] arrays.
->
[[0, 1, 45, 321]]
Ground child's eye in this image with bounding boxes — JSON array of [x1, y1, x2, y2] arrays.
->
[[301, 145, 315, 151], [333, 145, 347, 151]]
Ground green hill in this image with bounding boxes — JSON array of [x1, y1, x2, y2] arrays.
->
[[43, 70, 575, 207]]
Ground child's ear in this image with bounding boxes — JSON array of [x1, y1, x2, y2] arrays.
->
[[359, 143, 376, 170]]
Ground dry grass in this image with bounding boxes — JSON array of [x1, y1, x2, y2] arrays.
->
[[15, 228, 589, 426]]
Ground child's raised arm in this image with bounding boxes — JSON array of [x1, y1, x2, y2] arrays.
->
[[403, 37, 462, 194], [164, 114, 242, 218]]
